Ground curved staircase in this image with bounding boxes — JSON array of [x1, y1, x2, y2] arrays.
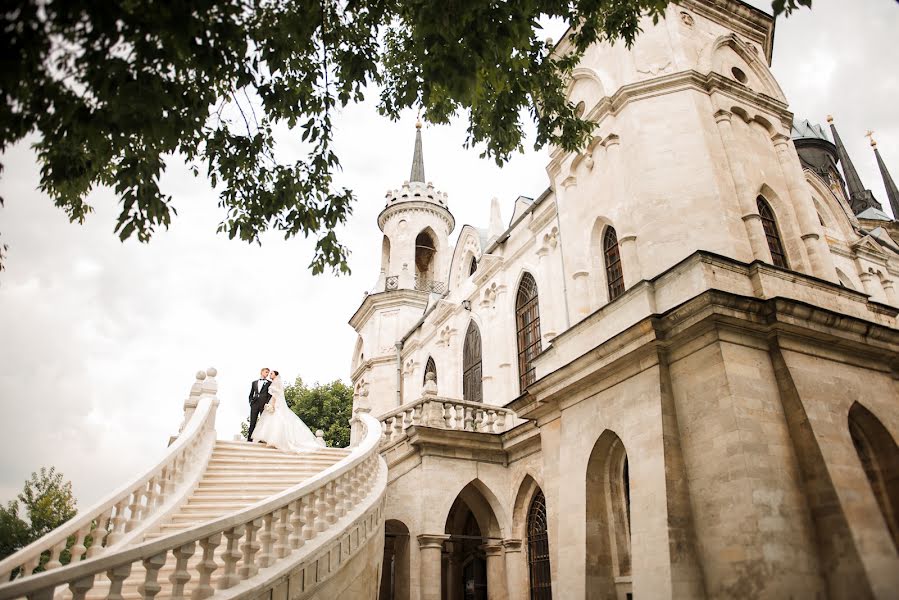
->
[[0, 369, 386, 600]]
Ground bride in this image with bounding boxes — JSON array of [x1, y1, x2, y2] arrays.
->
[[252, 371, 322, 452]]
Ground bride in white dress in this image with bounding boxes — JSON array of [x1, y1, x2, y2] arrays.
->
[[252, 372, 322, 452]]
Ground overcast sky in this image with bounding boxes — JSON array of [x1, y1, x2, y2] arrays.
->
[[1, 0, 897, 509]]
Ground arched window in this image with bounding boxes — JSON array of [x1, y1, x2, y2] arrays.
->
[[849, 403, 899, 551], [603, 227, 624, 301], [527, 489, 552, 600], [415, 229, 437, 282], [757, 196, 788, 268], [586, 432, 632, 599], [469, 256, 478, 276], [516, 273, 542, 391], [462, 321, 482, 403], [423, 356, 437, 385]]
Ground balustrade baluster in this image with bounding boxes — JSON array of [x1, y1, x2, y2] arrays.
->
[[217, 526, 244, 590], [145, 475, 159, 511], [45, 541, 66, 570], [138, 552, 168, 600], [303, 493, 317, 540], [69, 524, 91, 563], [402, 409, 412, 429], [107, 499, 128, 545], [274, 505, 291, 559], [348, 469, 361, 506], [342, 473, 354, 515], [381, 421, 390, 444], [313, 488, 329, 534], [412, 404, 422, 426], [88, 511, 112, 557], [334, 477, 347, 519], [289, 499, 305, 549], [464, 406, 474, 431], [257, 513, 275, 568], [68, 574, 95, 600], [25, 589, 53, 600], [239, 519, 263, 580], [443, 403, 454, 428], [169, 541, 196, 600], [496, 410, 506, 430], [21, 557, 39, 579], [106, 563, 132, 600], [126, 488, 143, 532], [163, 463, 177, 497], [392, 415, 403, 439], [325, 481, 339, 524], [155, 468, 168, 507], [192, 533, 222, 600], [455, 404, 466, 429]]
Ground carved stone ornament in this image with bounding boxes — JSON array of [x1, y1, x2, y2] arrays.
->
[[679, 11, 694, 27]]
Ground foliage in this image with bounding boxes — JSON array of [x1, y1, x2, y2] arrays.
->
[[286, 377, 353, 448], [0, 467, 78, 563], [1, 1, 810, 273]]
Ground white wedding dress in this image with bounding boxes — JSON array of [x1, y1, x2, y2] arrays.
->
[[252, 376, 321, 453]]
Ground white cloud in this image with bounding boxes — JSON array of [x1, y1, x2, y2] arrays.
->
[[1, 0, 897, 508]]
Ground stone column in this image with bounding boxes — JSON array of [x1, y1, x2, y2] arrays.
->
[[772, 133, 837, 280], [502, 539, 527, 600], [571, 269, 591, 321], [602, 134, 642, 287], [713, 109, 771, 264], [417, 534, 449, 600], [881, 277, 897, 305], [536, 245, 557, 343], [859, 269, 880, 299], [481, 542, 508, 600]]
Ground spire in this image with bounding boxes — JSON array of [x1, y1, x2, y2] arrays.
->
[[870, 133, 899, 220], [409, 118, 425, 183], [827, 115, 882, 214]]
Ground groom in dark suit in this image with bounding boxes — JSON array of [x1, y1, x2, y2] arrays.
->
[[247, 367, 272, 442]]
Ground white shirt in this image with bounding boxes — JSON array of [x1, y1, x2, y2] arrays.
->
[[256, 379, 268, 392]]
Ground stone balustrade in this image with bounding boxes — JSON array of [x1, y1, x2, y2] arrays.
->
[[0, 402, 386, 600], [379, 396, 516, 446], [0, 368, 220, 584]]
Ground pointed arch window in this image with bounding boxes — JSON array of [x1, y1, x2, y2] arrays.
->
[[462, 321, 483, 403], [757, 196, 788, 268], [849, 403, 899, 551], [469, 256, 478, 276], [603, 227, 624, 301], [516, 273, 542, 391], [527, 489, 552, 600], [423, 356, 437, 385]]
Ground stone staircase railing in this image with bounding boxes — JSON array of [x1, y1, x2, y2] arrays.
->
[[379, 395, 516, 447], [0, 369, 220, 583], [0, 406, 386, 600]]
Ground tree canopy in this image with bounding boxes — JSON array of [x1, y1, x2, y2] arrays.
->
[[1, 0, 810, 273], [0, 466, 78, 561]]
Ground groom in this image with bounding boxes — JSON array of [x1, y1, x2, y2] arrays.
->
[[247, 367, 272, 442]]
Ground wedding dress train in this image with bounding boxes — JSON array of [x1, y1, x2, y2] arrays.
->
[[251, 376, 321, 452]]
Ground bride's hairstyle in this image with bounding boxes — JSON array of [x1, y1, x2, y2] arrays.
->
[[272, 370, 279, 377]]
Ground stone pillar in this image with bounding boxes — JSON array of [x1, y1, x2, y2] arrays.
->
[[772, 133, 837, 280], [859, 269, 880, 299], [714, 109, 771, 264], [417, 534, 449, 600], [537, 239, 564, 343], [481, 542, 508, 600], [572, 269, 591, 321], [502, 539, 527, 600], [881, 277, 897, 305]]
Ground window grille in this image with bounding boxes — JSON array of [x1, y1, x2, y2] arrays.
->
[[527, 489, 552, 600], [516, 273, 542, 391], [604, 227, 624, 301], [757, 196, 788, 268], [462, 321, 483, 403]]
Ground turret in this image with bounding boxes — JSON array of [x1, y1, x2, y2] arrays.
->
[[377, 121, 455, 293]]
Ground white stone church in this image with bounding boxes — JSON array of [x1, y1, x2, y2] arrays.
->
[[1, 2, 896, 600], [349, 1, 899, 599]]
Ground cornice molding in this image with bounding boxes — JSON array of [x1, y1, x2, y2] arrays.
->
[[348, 289, 429, 329]]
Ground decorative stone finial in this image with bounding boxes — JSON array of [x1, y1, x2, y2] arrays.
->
[[866, 130, 877, 148], [206, 367, 217, 378], [826, 114, 834, 123], [195, 370, 207, 381], [415, 118, 422, 130], [315, 430, 326, 447]]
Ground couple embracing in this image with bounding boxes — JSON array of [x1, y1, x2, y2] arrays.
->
[[247, 368, 320, 453]]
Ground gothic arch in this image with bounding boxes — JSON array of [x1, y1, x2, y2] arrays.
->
[[701, 33, 786, 102], [516, 272, 542, 391], [586, 430, 632, 600], [351, 336, 364, 372], [589, 217, 617, 308], [380, 519, 411, 600], [381, 235, 391, 275], [439, 478, 509, 539], [414, 227, 439, 283], [511, 473, 544, 540], [848, 402, 899, 551], [462, 319, 483, 403], [805, 170, 857, 240], [448, 225, 485, 291], [757, 184, 804, 269], [423, 355, 437, 386]]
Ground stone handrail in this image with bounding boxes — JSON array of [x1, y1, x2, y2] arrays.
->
[[0, 411, 385, 600], [380, 396, 516, 446], [0, 369, 220, 583]]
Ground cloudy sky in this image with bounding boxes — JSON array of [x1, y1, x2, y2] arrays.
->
[[1, 0, 897, 509]]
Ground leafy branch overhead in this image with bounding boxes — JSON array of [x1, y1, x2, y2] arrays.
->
[[1, 0, 811, 273]]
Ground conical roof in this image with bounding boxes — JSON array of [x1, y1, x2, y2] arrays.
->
[[828, 116, 882, 214], [410, 119, 425, 183], [871, 137, 899, 220]]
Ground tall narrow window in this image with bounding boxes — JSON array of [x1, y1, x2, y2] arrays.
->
[[527, 489, 552, 600], [603, 227, 624, 301], [423, 356, 437, 385], [757, 196, 788, 268], [516, 273, 542, 391], [849, 403, 899, 551], [462, 321, 483, 403], [469, 256, 478, 276]]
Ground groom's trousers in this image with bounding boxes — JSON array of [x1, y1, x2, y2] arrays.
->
[[248, 401, 265, 440]]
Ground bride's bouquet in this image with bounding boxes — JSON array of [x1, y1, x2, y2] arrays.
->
[[264, 401, 275, 414]]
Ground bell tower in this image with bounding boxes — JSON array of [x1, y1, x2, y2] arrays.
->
[[349, 122, 455, 420]]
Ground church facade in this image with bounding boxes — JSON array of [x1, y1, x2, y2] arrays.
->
[[348, 1, 899, 598]]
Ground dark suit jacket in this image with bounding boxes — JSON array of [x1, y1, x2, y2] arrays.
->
[[249, 379, 272, 407]]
